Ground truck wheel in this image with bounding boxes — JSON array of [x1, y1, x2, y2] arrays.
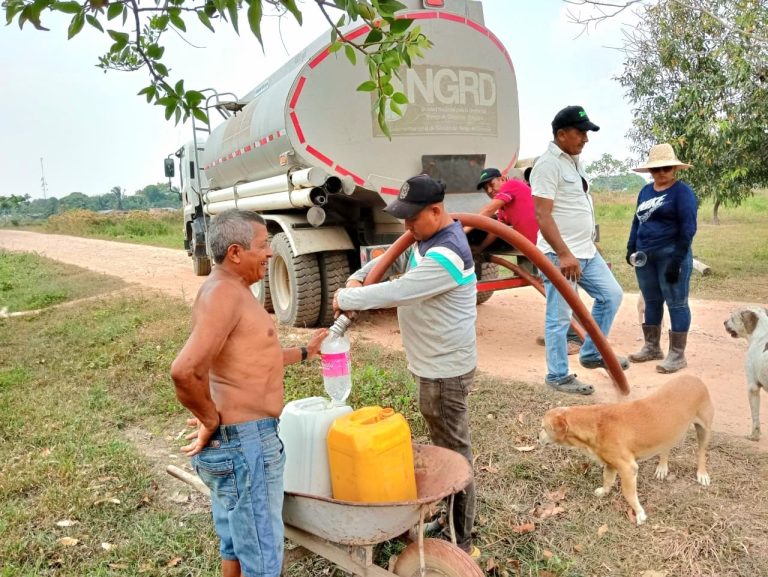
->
[[192, 256, 212, 276], [250, 233, 274, 312], [475, 261, 498, 305], [317, 252, 351, 327], [393, 539, 483, 577], [269, 233, 321, 327]]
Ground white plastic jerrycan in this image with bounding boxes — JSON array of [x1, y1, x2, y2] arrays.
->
[[279, 397, 352, 496]]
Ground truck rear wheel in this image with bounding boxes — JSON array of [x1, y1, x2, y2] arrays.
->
[[192, 256, 212, 276], [250, 233, 274, 312], [317, 252, 351, 327], [269, 233, 322, 327], [476, 261, 498, 305]]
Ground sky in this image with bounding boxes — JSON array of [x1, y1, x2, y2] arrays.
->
[[0, 0, 638, 200]]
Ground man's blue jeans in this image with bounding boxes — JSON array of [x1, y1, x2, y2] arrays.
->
[[541, 252, 623, 383]]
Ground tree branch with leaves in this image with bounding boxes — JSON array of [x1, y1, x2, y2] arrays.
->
[[3, 0, 430, 134]]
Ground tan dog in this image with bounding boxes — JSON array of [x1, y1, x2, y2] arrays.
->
[[724, 307, 768, 440], [539, 375, 713, 525]]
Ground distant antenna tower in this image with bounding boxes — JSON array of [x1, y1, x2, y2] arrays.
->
[[40, 157, 48, 199]]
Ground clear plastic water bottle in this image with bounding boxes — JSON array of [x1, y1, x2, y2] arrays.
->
[[629, 251, 648, 268], [321, 315, 353, 405]]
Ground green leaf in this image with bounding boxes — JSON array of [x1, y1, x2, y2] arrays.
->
[[364, 27, 383, 45], [247, 0, 263, 45], [226, 0, 239, 34], [146, 44, 164, 60], [169, 12, 186, 32], [174, 79, 184, 94], [389, 99, 402, 116], [54, 2, 82, 15], [85, 14, 103, 32], [107, 29, 129, 49], [138, 85, 157, 103], [391, 91, 408, 104], [280, 0, 302, 25], [164, 103, 175, 120], [193, 107, 209, 124], [154, 62, 169, 77], [329, 40, 343, 53], [356, 80, 377, 92], [389, 18, 412, 34], [67, 12, 84, 39], [344, 44, 357, 65], [107, 2, 122, 20], [197, 10, 215, 33]]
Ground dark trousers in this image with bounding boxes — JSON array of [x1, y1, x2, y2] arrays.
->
[[415, 369, 476, 552]]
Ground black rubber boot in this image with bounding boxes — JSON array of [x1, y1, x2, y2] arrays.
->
[[656, 331, 688, 373], [629, 324, 664, 363]]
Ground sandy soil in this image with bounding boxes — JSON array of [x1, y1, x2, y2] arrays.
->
[[2, 229, 766, 449]]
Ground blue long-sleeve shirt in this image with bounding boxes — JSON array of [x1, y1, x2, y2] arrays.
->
[[627, 180, 698, 257]]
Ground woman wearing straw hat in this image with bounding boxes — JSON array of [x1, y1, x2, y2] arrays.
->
[[626, 143, 697, 373]]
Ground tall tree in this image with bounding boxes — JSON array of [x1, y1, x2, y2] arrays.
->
[[110, 186, 124, 210], [585, 154, 646, 192], [3, 0, 430, 136], [570, 0, 768, 222]]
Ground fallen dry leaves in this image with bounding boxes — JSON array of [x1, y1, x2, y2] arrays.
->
[[55, 519, 78, 528], [166, 556, 182, 567], [511, 522, 536, 534], [597, 524, 609, 537], [57, 537, 79, 547]]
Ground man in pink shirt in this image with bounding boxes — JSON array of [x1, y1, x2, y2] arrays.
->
[[467, 167, 538, 254], [468, 166, 583, 355]]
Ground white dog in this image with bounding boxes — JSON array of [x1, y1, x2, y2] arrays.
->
[[724, 307, 768, 440]]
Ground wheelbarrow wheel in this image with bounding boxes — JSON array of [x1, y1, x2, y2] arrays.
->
[[393, 538, 483, 577]]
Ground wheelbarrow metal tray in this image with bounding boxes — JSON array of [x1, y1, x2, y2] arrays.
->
[[282, 444, 472, 546]]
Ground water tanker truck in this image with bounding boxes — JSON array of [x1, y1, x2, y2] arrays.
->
[[167, 0, 519, 327]]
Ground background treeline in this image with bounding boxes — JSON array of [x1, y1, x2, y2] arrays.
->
[[0, 182, 180, 222]]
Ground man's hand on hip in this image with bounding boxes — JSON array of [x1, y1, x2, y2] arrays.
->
[[181, 415, 220, 457], [558, 253, 582, 282]]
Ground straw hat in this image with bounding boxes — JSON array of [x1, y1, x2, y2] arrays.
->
[[633, 143, 692, 173]]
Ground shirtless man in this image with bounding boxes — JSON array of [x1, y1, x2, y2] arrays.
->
[[171, 209, 326, 577]]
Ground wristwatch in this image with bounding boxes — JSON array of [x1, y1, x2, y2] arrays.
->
[[300, 346, 308, 362]]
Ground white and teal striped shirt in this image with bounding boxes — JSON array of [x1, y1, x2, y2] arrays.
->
[[338, 220, 477, 378]]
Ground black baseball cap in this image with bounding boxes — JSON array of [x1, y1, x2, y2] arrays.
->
[[476, 167, 502, 190], [552, 105, 600, 133], [384, 174, 446, 219]]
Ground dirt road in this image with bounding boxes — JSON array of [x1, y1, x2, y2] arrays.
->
[[2, 229, 766, 448]]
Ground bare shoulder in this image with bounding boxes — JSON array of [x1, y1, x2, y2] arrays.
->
[[192, 273, 248, 320]]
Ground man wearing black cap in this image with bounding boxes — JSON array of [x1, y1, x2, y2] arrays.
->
[[332, 174, 480, 559], [531, 105, 626, 396]]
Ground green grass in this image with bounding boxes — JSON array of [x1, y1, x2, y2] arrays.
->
[[42, 209, 185, 250], [0, 250, 125, 313], [3, 255, 767, 576], [594, 189, 768, 301]]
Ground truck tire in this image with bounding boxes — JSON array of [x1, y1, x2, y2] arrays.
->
[[250, 233, 274, 312], [475, 261, 498, 305], [268, 233, 321, 327], [192, 256, 212, 276], [317, 252, 351, 327]]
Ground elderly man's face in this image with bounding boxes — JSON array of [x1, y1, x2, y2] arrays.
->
[[557, 127, 590, 156]]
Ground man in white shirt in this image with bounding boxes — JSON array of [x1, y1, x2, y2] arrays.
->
[[531, 105, 627, 395]]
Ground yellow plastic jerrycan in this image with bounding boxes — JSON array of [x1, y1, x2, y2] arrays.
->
[[327, 406, 417, 503]]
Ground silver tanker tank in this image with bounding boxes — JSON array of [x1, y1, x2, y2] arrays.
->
[[175, 0, 520, 328], [200, 0, 519, 212]]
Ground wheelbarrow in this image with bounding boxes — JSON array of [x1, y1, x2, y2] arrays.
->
[[167, 443, 483, 577]]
